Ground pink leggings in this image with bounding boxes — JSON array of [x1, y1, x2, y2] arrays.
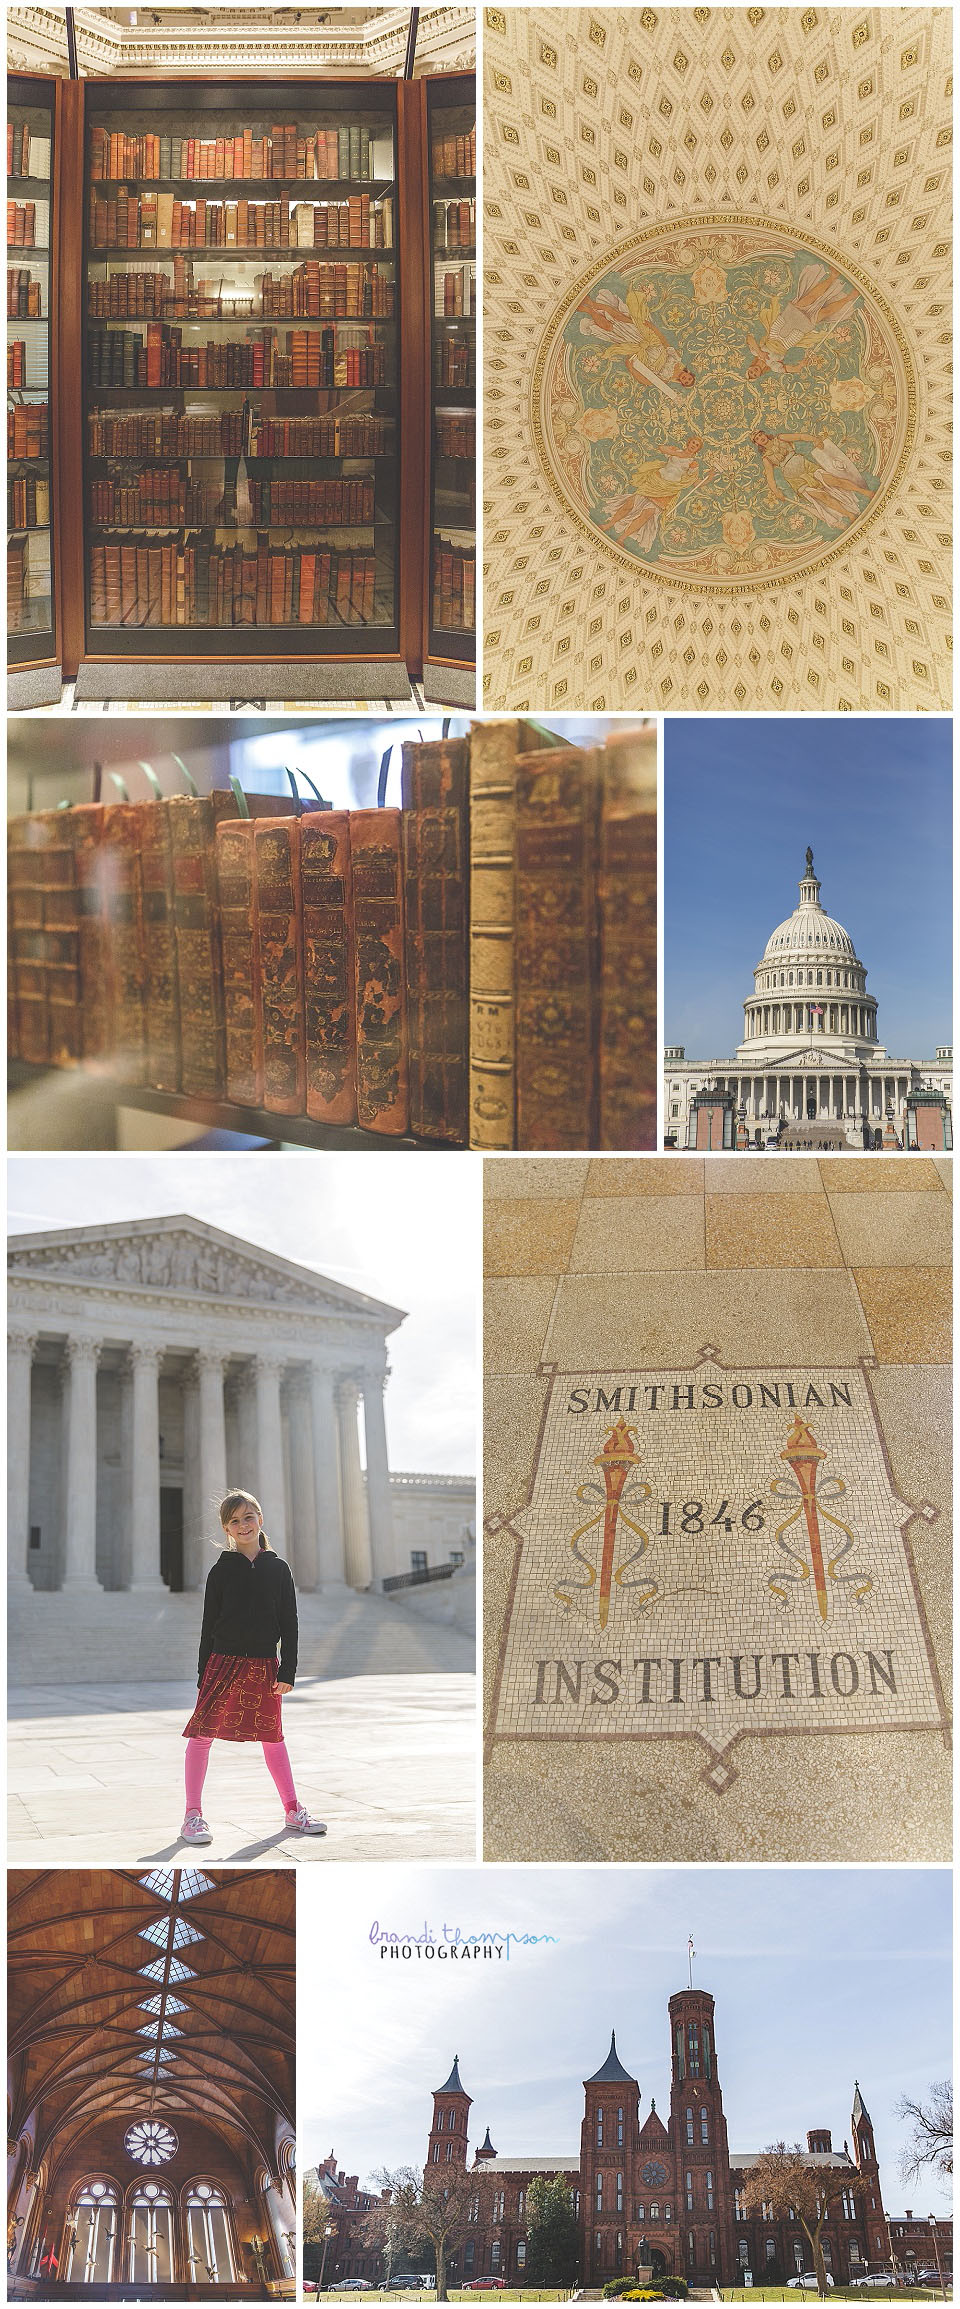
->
[[184, 1735, 297, 1815]]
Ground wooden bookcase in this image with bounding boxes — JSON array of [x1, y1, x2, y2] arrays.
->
[[28, 68, 475, 692], [7, 71, 60, 682], [423, 72, 476, 677]]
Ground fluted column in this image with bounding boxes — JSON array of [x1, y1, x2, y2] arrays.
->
[[129, 1343, 164, 1591], [362, 1368, 396, 1591], [255, 1353, 288, 1552], [62, 1336, 102, 1590], [286, 1375, 317, 1589], [196, 1348, 227, 1540], [336, 1377, 371, 1590], [8, 1329, 37, 1590], [310, 1363, 346, 1587]]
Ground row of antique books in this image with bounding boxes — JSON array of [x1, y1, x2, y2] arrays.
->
[[8, 122, 51, 179], [432, 541, 476, 633], [431, 129, 476, 178], [87, 259, 394, 322], [8, 266, 44, 317], [88, 189, 393, 251], [88, 539, 378, 627], [439, 266, 475, 320], [8, 725, 656, 1149], [90, 124, 378, 184], [8, 403, 49, 460], [435, 411, 474, 458], [87, 408, 389, 458], [7, 199, 49, 247], [8, 341, 26, 387], [87, 320, 388, 392], [8, 472, 50, 529], [89, 472, 376, 529], [434, 337, 474, 388], [432, 199, 474, 249]]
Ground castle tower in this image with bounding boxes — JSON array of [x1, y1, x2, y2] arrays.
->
[[668, 1989, 732, 2286], [851, 2084, 888, 2265], [580, 2031, 640, 2286], [427, 2055, 472, 2171], [475, 2127, 497, 2165]]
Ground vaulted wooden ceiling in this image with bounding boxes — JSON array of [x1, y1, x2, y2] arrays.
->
[[8, 1871, 295, 2171]]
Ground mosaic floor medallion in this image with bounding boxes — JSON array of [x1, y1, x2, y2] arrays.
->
[[489, 1354, 945, 1791], [534, 217, 914, 591]]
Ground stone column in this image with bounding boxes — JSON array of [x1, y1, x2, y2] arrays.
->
[[285, 1374, 317, 1588], [196, 1349, 228, 1539], [361, 1368, 396, 1591], [310, 1364, 346, 1588], [129, 1343, 165, 1591], [255, 1353, 288, 1552], [62, 1336, 102, 1590], [8, 1329, 37, 1590], [336, 1378, 371, 1590]]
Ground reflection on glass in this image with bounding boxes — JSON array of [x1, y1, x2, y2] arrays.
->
[[7, 89, 54, 652], [427, 83, 475, 656]]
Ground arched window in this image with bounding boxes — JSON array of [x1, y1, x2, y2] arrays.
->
[[127, 2182, 174, 2284], [184, 2182, 235, 2285], [66, 2181, 120, 2285]]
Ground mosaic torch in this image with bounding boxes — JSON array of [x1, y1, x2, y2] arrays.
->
[[594, 1418, 642, 1630], [780, 1413, 829, 1620]]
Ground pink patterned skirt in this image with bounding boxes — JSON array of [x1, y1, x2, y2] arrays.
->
[[182, 1652, 282, 1743]]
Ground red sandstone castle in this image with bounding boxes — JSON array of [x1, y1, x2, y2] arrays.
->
[[421, 1987, 904, 2289]]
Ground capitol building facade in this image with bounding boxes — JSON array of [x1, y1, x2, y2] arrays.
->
[[665, 851, 952, 1151]]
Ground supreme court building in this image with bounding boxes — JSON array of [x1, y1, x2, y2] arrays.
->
[[7, 1215, 470, 1643]]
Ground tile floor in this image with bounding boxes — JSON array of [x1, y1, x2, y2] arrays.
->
[[483, 1153, 952, 1864]]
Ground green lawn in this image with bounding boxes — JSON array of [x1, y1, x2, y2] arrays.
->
[[719, 2292, 948, 2303]]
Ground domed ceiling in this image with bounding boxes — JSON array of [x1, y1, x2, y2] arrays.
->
[[483, 7, 951, 711]]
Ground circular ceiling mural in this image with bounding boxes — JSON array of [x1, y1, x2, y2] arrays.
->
[[534, 218, 914, 591]]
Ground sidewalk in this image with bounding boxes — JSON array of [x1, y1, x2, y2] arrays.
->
[[8, 1672, 476, 1863]]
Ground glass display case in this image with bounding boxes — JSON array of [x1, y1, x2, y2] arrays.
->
[[425, 75, 475, 666], [7, 74, 56, 667], [81, 80, 400, 656]]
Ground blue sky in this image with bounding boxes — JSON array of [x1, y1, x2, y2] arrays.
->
[[664, 718, 953, 1058], [301, 1865, 951, 2215], [6, 1153, 477, 1475]]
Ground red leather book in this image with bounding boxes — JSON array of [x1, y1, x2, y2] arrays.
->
[[165, 793, 231, 1098], [254, 815, 305, 1115], [400, 737, 469, 1144], [597, 727, 657, 1151], [216, 817, 263, 1108], [300, 811, 356, 1125], [514, 746, 600, 1150], [102, 803, 147, 1080], [351, 808, 408, 1136]]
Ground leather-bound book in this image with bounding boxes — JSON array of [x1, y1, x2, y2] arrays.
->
[[300, 811, 356, 1125], [101, 803, 146, 1082], [597, 725, 657, 1151], [514, 745, 600, 1150], [254, 815, 306, 1115], [70, 803, 114, 1062], [400, 735, 469, 1144], [467, 719, 547, 1150], [37, 810, 86, 1067], [139, 799, 181, 1092], [216, 817, 263, 1109], [8, 813, 49, 1064], [351, 808, 408, 1135], [166, 793, 232, 1099]]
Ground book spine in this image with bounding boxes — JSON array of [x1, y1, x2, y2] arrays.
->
[[351, 808, 408, 1136], [137, 802, 181, 1090], [216, 817, 263, 1108], [69, 803, 113, 1062], [166, 795, 228, 1098], [103, 804, 147, 1081], [597, 730, 658, 1151], [467, 721, 524, 1151], [254, 816, 306, 1115], [300, 811, 356, 1125], [39, 814, 84, 1067], [8, 817, 50, 1063], [400, 737, 469, 1144], [514, 748, 599, 1150]]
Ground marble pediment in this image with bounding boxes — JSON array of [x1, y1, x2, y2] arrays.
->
[[8, 1224, 376, 1320]]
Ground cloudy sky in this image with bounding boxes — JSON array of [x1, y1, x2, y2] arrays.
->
[[300, 1864, 951, 2216], [7, 1152, 478, 1474], [664, 716, 952, 1057]]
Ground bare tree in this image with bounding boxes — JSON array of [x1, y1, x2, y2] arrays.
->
[[742, 2142, 865, 2299], [362, 2165, 476, 2302], [896, 2084, 953, 2188]]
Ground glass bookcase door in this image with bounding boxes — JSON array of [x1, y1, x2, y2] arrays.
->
[[82, 82, 400, 655], [7, 78, 56, 666], [426, 76, 475, 665]]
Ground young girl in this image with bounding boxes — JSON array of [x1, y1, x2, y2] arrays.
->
[[181, 1487, 326, 1844]]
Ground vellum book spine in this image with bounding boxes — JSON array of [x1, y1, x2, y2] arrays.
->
[[216, 818, 263, 1110], [401, 736, 470, 1144], [467, 720, 543, 1149], [254, 816, 306, 1116], [597, 727, 658, 1151], [351, 808, 408, 1136], [514, 746, 600, 1151], [301, 812, 357, 1126]]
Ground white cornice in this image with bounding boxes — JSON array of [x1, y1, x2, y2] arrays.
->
[[8, 5, 474, 77]]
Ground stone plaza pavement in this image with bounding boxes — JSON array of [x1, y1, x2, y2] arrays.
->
[[8, 1672, 476, 1864]]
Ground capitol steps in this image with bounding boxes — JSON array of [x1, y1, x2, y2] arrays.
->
[[8, 1579, 475, 1686]]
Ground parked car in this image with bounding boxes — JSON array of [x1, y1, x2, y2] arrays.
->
[[339, 2282, 375, 2291], [462, 2281, 507, 2291], [787, 2276, 835, 2289]]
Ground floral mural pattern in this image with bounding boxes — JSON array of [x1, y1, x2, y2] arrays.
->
[[539, 223, 906, 586]]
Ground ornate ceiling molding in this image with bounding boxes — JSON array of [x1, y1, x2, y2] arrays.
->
[[8, 5, 474, 75]]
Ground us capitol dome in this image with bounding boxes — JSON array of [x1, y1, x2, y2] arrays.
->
[[665, 850, 952, 1151]]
